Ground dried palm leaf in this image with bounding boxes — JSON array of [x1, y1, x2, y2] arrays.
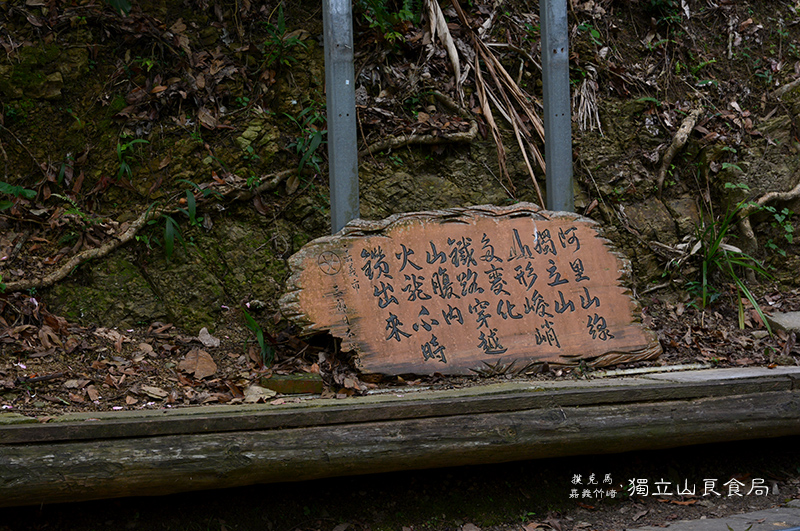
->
[[450, 0, 545, 207], [425, 0, 461, 95]]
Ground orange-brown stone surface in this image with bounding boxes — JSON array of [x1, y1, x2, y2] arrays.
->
[[280, 204, 661, 375]]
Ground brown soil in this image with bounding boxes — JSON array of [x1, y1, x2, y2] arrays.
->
[[0, 0, 799, 420], [1, 281, 799, 417]]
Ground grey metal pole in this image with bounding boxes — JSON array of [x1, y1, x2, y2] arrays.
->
[[323, 0, 360, 233], [540, 0, 574, 212]]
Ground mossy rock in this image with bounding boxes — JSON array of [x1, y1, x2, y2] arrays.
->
[[46, 210, 292, 332]]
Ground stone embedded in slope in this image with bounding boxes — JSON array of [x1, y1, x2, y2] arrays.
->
[[766, 311, 800, 333]]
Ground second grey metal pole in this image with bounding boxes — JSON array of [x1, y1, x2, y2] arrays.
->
[[323, 0, 360, 233], [540, 0, 574, 212]]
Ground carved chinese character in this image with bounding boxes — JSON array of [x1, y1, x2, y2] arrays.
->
[[513, 261, 538, 291], [468, 298, 492, 329], [509, 229, 534, 260], [457, 268, 484, 296], [361, 246, 392, 280], [485, 264, 510, 296], [480, 233, 503, 263], [524, 290, 554, 318], [373, 281, 398, 309], [412, 306, 440, 332], [478, 328, 507, 355], [447, 236, 478, 268], [421, 334, 447, 363], [587, 313, 614, 340], [546, 259, 568, 287], [426, 242, 446, 264], [570, 258, 590, 282], [559, 226, 581, 252], [555, 290, 575, 314], [402, 274, 431, 302], [580, 286, 600, 309], [385, 313, 411, 342], [431, 266, 460, 300], [534, 229, 557, 255], [535, 320, 560, 348], [442, 304, 464, 325], [497, 299, 523, 320], [395, 244, 422, 272]]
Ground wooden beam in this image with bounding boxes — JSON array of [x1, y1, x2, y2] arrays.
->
[[0, 391, 798, 507], [1, 369, 799, 507], [0, 375, 792, 444]]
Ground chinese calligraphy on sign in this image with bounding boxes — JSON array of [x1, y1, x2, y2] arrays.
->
[[280, 203, 661, 375]]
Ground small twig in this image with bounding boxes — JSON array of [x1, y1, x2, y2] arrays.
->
[[16, 372, 66, 384], [0, 124, 47, 179], [7, 230, 30, 263], [642, 281, 671, 294], [356, 108, 378, 167], [656, 108, 702, 198], [481, 161, 513, 199], [484, 42, 542, 71]]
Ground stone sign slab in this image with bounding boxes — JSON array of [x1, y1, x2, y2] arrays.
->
[[280, 203, 661, 375]]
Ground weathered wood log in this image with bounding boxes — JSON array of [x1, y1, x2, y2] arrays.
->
[[1, 391, 798, 507], [0, 374, 793, 444], [280, 203, 662, 375], [1, 368, 799, 508]]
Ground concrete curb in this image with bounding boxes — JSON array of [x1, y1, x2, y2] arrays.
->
[[626, 499, 800, 531]]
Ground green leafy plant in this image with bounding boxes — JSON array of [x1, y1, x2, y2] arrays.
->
[[577, 22, 603, 47], [104, 0, 131, 15], [262, 5, 307, 70], [286, 104, 327, 174], [243, 308, 275, 367], [51, 193, 91, 222], [161, 214, 184, 262], [356, 0, 419, 43], [646, 0, 682, 26], [174, 180, 219, 230], [243, 145, 261, 164], [116, 138, 149, 181], [0, 180, 36, 211], [687, 182, 772, 333], [138, 204, 186, 262], [762, 205, 794, 257]]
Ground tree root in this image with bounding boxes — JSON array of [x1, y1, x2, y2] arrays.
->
[[358, 119, 478, 158], [771, 77, 800, 99], [4, 207, 158, 293], [3, 170, 295, 293], [738, 178, 800, 255], [358, 91, 478, 158], [656, 108, 702, 198]]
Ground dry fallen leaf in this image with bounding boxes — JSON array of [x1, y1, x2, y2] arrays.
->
[[179, 348, 217, 379], [243, 385, 277, 403], [63, 379, 90, 389], [142, 385, 168, 399], [198, 327, 221, 348], [68, 392, 85, 403], [286, 174, 300, 194], [86, 385, 101, 401]]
